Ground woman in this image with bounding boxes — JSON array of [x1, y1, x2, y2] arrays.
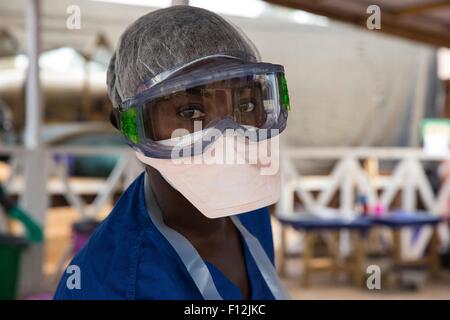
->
[[54, 5, 289, 300]]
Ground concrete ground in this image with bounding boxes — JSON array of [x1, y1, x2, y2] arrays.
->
[[283, 279, 450, 300], [281, 258, 450, 299]]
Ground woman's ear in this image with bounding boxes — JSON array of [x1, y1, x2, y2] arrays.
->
[[109, 111, 119, 130]]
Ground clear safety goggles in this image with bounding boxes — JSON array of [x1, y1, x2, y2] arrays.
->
[[114, 57, 290, 159]]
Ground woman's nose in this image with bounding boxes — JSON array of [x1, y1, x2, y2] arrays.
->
[[210, 89, 234, 119]]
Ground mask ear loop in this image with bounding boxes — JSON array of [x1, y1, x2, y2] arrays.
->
[[231, 216, 291, 300], [143, 174, 223, 300]]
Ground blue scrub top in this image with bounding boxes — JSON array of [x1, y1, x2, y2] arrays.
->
[[54, 173, 276, 300]]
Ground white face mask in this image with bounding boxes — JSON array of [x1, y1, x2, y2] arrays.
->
[[136, 133, 281, 219]]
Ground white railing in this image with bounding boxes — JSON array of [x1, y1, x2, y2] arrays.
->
[[47, 146, 142, 218], [278, 147, 450, 259], [0, 144, 143, 291], [2, 145, 449, 281], [0, 145, 142, 220]]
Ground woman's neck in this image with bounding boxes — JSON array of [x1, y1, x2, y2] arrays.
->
[[145, 166, 227, 239]]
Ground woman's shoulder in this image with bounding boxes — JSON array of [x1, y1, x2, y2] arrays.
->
[[53, 173, 151, 299], [238, 206, 271, 230], [53, 217, 145, 299]]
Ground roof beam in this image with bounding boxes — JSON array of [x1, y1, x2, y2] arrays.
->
[[395, 0, 450, 15], [264, 0, 450, 47]]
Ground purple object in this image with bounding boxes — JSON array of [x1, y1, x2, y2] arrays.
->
[[23, 293, 53, 300], [71, 219, 100, 255]]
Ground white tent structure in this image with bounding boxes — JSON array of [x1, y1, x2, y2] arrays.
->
[[0, 0, 442, 149]]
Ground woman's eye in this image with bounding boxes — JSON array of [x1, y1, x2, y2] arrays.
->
[[177, 107, 205, 120], [239, 101, 256, 113]]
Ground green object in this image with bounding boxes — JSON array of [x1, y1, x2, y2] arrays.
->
[[9, 206, 43, 243], [119, 107, 140, 144], [0, 235, 27, 300], [0, 184, 43, 243], [280, 74, 291, 112], [53, 131, 125, 177], [0, 185, 42, 299], [74, 155, 119, 177]]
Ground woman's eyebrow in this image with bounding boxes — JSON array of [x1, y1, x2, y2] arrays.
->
[[186, 88, 215, 98], [186, 88, 203, 96]]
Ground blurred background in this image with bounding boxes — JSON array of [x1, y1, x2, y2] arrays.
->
[[0, 0, 449, 300]]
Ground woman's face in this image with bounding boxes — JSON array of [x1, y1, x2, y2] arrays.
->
[[143, 78, 267, 141]]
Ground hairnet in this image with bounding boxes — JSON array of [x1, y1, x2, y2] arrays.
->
[[107, 5, 260, 109]]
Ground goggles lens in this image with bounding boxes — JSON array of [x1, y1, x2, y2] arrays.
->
[[143, 75, 276, 141]]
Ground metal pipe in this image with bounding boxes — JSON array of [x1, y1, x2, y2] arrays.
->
[[172, 0, 189, 6], [25, 0, 42, 149], [18, 0, 48, 297]]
